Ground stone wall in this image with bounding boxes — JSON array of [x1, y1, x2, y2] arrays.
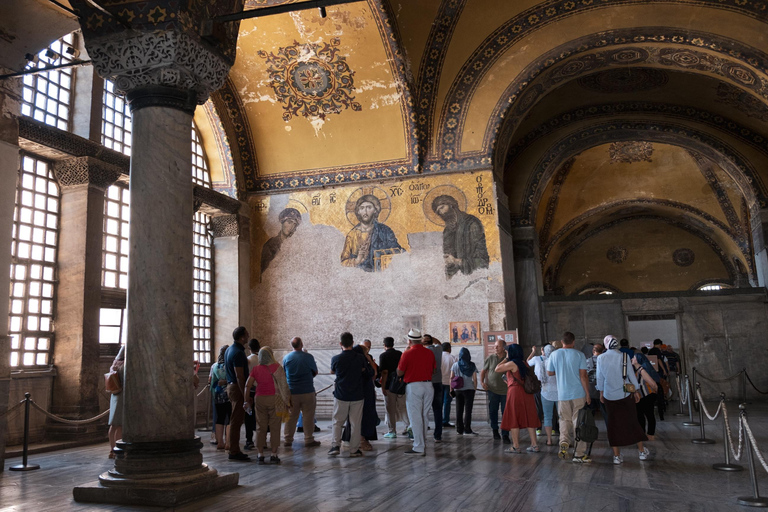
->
[[249, 171, 508, 349], [542, 290, 768, 400]]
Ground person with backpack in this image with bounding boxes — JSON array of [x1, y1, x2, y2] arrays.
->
[[496, 344, 541, 454], [528, 344, 559, 446], [597, 335, 649, 465], [632, 353, 660, 440], [450, 347, 479, 435]]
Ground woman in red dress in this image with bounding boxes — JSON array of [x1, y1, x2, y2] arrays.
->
[[496, 344, 541, 454]]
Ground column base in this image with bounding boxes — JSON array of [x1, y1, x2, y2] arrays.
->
[[73, 466, 239, 506]]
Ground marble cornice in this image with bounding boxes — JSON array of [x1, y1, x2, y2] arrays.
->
[[53, 156, 123, 190], [193, 185, 242, 216]]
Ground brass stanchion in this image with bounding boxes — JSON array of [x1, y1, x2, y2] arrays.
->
[[9, 393, 40, 472]]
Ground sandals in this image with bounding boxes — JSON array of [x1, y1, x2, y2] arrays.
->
[[526, 446, 540, 453], [505, 446, 522, 454]]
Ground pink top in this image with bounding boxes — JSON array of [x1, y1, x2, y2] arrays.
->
[[249, 363, 278, 396]]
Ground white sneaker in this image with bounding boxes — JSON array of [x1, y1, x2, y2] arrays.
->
[[613, 454, 623, 465], [639, 448, 650, 461]]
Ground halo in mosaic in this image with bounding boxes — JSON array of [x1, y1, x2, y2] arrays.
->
[[258, 38, 362, 121], [673, 248, 696, 267], [609, 142, 654, 164], [606, 246, 628, 264]]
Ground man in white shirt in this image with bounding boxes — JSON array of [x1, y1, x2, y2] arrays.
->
[[441, 342, 457, 427]]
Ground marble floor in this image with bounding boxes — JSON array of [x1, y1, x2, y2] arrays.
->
[[2, 401, 768, 511]]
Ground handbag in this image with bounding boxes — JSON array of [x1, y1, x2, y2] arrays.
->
[[387, 372, 406, 395], [622, 353, 636, 394], [104, 370, 122, 394], [271, 366, 292, 422], [450, 375, 464, 390]]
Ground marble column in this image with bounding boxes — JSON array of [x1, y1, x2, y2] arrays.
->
[[49, 157, 121, 430], [72, 30, 238, 505], [211, 213, 251, 354], [0, 73, 20, 471], [493, 182, 519, 330], [513, 226, 545, 346]]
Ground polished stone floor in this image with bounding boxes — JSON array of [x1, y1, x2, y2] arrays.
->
[[2, 401, 768, 511]]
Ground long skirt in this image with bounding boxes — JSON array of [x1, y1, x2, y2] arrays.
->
[[605, 394, 648, 447]]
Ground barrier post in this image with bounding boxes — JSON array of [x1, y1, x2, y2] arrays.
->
[[683, 375, 700, 427], [9, 393, 41, 472], [692, 367, 699, 413], [674, 375, 687, 417], [737, 405, 768, 507], [742, 369, 749, 405], [691, 383, 715, 444], [713, 392, 743, 472]]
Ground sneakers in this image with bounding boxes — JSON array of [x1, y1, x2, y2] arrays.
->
[[639, 448, 650, 461], [314, 425, 322, 433], [492, 430, 501, 440], [328, 446, 341, 456], [536, 429, 543, 436], [558, 442, 569, 460], [502, 435, 511, 445], [269, 455, 281, 464], [257, 455, 266, 464], [407, 428, 414, 440], [349, 450, 363, 458], [228, 452, 250, 461], [360, 439, 373, 452], [465, 431, 478, 436], [613, 454, 624, 465], [304, 440, 321, 448], [404, 449, 425, 456], [243, 441, 254, 451], [443, 422, 455, 427], [383, 432, 397, 439], [572, 455, 592, 463]]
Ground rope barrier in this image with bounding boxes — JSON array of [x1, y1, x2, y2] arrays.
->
[[679, 375, 689, 406], [695, 387, 723, 421], [29, 400, 109, 425], [745, 372, 768, 395], [696, 369, 743, 384], [196, 384, 210, 397], [0, 400, 25, 419], [721, 401, 744, 462], [315, 384, 333, 395], [743, 416, 768, 475]]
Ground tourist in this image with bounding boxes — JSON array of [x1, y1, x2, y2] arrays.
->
[[342, 344, 379, 450], [209, 345, 231, 450], [107, 346, 125, 459], [424, 334, 444, 442], [597, 336, 650, 464], [225, 326, 250, 461], [496, 344, 540, 454], [328, 332, 372, 457], [441, 342, 457, 427], [451, 347, 479, 435], [282, 337, 320, 448], [586, 344, 604, 416], [482, 339, 510, 443], [528, 344, 558, 446], [244, 347, 289, 464], [243, 338, 260, 451], [397, 329, 436, 456], [648, 338, 670, 418], [547, 331, 591, 463], [379, 336, 409, 438], [632, 353, 660, 440], [619, 338, 633, 357]]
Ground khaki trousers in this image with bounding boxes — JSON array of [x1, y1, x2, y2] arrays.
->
[[284, 392, 316, 444], [226, 383, 245, 455], [558, 397, 587, 457], [332, 399, 363, 453], [255, 394, 281, 454], [384, 391, 409, 433]]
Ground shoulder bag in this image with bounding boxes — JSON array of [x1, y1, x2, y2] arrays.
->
[[387, 372, 406, 395], [622, 353, 636, 394], [513, 370, 541, 395]]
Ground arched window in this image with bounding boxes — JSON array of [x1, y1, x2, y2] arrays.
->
[[192, 125, 214, 364], [101, 80, 132, 156], [698, 283, 732, 291], [20, 33, 77, 131], [8, 155, 60, 367]]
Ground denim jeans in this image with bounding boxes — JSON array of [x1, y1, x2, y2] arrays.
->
[[487, 390, 508, 435], [432, 383, 443, 440], [442, 386, 453, 424]]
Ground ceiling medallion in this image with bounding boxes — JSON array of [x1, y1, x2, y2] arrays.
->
[[606, 246, 628, 264], [609, 141, 654, 164], [258, 38, 362, 121], [577, 68, 668, 94], [673, 248, 695, 267]]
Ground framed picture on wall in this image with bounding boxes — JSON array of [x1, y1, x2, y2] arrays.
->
[[448, 321, 482, 345]]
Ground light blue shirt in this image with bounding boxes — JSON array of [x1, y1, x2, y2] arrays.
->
[[282, 351, 318, 394], [596, 350, 640, 401], [546, 348, 587, 401]]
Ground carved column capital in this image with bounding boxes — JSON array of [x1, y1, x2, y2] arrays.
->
[[210, 214, 249, 239], [86, 31, 231, 112], [53, 156, 123, 190]]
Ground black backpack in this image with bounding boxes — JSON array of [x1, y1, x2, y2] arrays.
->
[[575, 405, 599, 444]]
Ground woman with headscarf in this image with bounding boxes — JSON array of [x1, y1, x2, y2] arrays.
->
[[496, 344, 541, 453], [527, 344, 559, 446], [208, 345, 231, 450], [596, 335, 650, 464], [342, 344, 379, 450], [450, 347, 479, 435], [632, 353, 660, 440], [244, 347, 291, 465], [107, 346, 125, 459]]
